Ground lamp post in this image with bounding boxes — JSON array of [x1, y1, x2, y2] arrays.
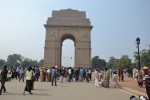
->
[[67, 57, 68, 67], [70, 57, 72, 67], [63, 57, 65, 67], [136, 37, 140, 70]]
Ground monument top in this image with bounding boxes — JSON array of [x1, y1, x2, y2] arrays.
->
[[45, 9, 92, 26], [52, 9, 86, 17]]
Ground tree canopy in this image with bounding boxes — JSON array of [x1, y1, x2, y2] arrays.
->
[[91, 56, 106, 69], [0, 54, 43, 68], [134, 49, 150, 67]]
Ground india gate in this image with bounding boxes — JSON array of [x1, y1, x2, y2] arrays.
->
[[44, 9, 93, 68]]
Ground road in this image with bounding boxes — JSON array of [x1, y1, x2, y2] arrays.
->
[[0, 79, 135, 100]]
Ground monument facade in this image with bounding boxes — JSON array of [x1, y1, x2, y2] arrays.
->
[[44, 9, 93, 68]]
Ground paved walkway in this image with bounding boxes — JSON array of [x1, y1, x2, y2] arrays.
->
[[0, 79, 134, 100], [110, 76, 147, 97]]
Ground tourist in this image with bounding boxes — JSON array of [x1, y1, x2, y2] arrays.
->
[[85, 69, 89, 83], [104, 68, 110, 88], [137, 71, 143, 87], [40, 67, 45, 82], [10, 66, 15, 79], [46, 67, 51, 82], [0, 66, 8, 95], [113, 71, 119, 88], [19, 66, 25, 82], [51, 67, 57, 86], [60, 68, 64, 83], [74, 68, 79, 82], [68, 67, 72, 82], [79, 68, 84, 82], [15, 67, 20, 79], [31, 67, 35, 90], [35, 66, 40, 81], [120, 69, 124, 81], [23, 66, 34, 95], [94, 69, 99, 87], [88, 68, 92, 81], [145, 75, 150, 99]]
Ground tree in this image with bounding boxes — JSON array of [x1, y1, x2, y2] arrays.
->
[[113, 59, 120, 69], [91, 56, 106, 69], [7, 54, 23, 66], [21, 58, 39, 67], [38, 59, 44, 67], [140, 49, 150, 66], [0, 53, 44, 68], [99, 59, 106, 68], [118, 55, 132, 69], [107, 56, 115, 68], [134, 49, 150, 67], [30, 60, 38, 66], [21, 58, 31, 67], [107, 55, 132, 69], [0, 59, 5, 68]]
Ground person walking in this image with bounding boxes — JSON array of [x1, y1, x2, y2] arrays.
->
[[145, 75, 150, 99], [74, 68, 79, 82], [105, 68, 110, 88], [47, 68, 51, 82], [68, 67, 72, 82], [23, 67, 34, 95], [79, 68, 84, 82], [85, 69, 89, 83], [19, 66, 25, 82], [0, 66, 8, 95], [35, 66, 40, 81], [113, 71, 119, 88], [51, 67, 57, 86], [88, 68, 92, 81], [137, 71, 143, 87], [60, 68, 64, 83], [94, 69, 99, 87]]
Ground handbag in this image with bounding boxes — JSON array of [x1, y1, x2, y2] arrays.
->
[[32, 76, 35, 82], [32, 71, 35, 82]]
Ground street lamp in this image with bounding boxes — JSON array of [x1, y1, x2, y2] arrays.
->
[[67, 57, 68, 67], [70, 57, 72, 67], [63, 57, 65, 67], [136, 37, 140, 70]]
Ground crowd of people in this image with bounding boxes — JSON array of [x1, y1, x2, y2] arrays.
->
[[0, 65, 150, 99]]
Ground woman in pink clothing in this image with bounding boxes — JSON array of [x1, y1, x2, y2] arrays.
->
[[94, 69, 99, 87]]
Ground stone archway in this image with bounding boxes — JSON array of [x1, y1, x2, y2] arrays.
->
[[44, 9, 93, 68]]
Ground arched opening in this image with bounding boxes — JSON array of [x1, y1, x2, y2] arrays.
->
[[61, 34, 75, 68], [61, 40, 75, 68]]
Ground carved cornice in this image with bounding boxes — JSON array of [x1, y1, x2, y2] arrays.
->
[[44, 25, 93, 30]]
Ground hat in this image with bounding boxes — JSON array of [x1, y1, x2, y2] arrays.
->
[[143, 66, 148, 70]]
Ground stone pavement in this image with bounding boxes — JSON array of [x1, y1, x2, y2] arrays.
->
[[0, 79, 135, 100], [110, 76, 147, 97]]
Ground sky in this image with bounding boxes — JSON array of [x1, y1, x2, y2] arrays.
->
[[0, 0, 150, 67]]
